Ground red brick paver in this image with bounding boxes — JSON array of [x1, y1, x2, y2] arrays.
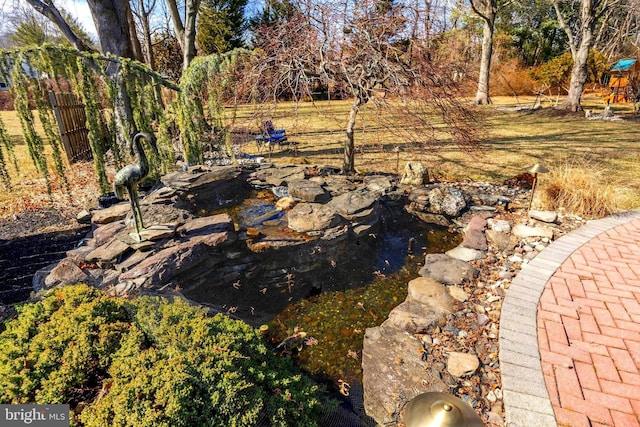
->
[[538, 218, 640, 426]]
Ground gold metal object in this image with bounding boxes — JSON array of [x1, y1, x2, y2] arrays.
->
[[524, 163, 549, 211], [524, 163, 549, 174], [405, 392, 484, 427]]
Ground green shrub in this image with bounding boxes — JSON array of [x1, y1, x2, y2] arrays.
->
[[530, 49, 609, 91], [0, 285, 331, 426]]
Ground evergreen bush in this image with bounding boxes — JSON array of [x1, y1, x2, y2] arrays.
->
[[0, 285, 331, 426]]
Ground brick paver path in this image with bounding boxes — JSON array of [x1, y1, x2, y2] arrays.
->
[[537, 217, 640, 427]]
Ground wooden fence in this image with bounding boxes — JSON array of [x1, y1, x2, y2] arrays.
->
[[49, 91, 92, 163]]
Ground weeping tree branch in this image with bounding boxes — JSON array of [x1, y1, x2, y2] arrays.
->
[[1, 45, 181, 92]]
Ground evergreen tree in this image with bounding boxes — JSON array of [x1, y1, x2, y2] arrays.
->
[[246, 0, 297, 48], [196, 0, 247, 55]]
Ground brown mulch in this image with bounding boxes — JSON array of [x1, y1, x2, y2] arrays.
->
[[0, 209, 90, 305], [0, 209, 82, 240], [0, 169, 96, 305]]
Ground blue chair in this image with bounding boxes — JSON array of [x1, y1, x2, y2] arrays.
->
[[256, 120, 288, 154]]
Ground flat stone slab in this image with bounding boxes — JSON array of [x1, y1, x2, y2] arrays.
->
[[529, 210, 557, 223], [287, 179, 327, 202], [91, 202, 130, 224], [91, 221, 126, 246], [118, 240, 210, 286], [512, 224, 554, 239], [419, 253, 479, 285], [445, 245, 486, 261], [86, 238, 131, 263], [328, 189, 378, 219], [138, 224, 177, 241], [178, 214, 234, 236]]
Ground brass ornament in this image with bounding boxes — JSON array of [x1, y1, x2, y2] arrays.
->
[[405, 392, 484, 427]]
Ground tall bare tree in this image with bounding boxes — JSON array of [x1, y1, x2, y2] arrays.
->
[[132, 0, 159, 69], [166, 0, 201, 69], [469, 0, 510, 105], [593, 0, 640, 59], [553, 0, 620, 111]]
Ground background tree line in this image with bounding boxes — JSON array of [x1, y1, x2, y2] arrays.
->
[[2, 0, 637, 99], [0, 0, 638, 177]]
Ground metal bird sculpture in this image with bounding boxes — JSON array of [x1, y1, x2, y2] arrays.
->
[[114, 132, 158, 240]]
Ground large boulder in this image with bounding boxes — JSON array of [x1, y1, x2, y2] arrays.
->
[[118, 240, 214, 288], [44, 259, 90, 287], [362, 278, 453, 425], [362, 327, 449, 426], [287, 203, 342, 233], [287, 179, 327, 202], [400, 162, 429, 185], [428, 187, 467, 216], [419, 253, 478, 285]]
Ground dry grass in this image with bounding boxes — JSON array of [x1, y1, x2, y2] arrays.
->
[[1, 94, 639, 219], [536, 158, 630, 218], [239, 96, 640, 214], [0, 110, 106, 218]]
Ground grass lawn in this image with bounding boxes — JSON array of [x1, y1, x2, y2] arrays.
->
[[1, 94, 639, 218], [240, 95, 640, 210]]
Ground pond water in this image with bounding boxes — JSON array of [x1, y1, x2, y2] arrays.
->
[[179, 190, 460, 384], [264, 211, 460, 388]]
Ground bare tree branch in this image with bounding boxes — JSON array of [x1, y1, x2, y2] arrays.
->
[[23, 0, 91, 51]]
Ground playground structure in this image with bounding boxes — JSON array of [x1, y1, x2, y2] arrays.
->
[[603, 58, 639, 104]]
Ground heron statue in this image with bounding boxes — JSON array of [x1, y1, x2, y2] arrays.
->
[[114, 132, 158, 240]]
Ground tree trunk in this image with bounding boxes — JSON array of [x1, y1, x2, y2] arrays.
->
[[86, 0, 137, 140], [136, 0, 163, 107], [183, 0, 201, 70], [126, 4, 145, 63], [87, 0, 134, 58], [474, 17, 494, 105], [138, 0, 156, 70], [166, 0, 185, 51], [342, 96, 362, 175], [557, 0, 597, 111], [564, 40, 591, 111]]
